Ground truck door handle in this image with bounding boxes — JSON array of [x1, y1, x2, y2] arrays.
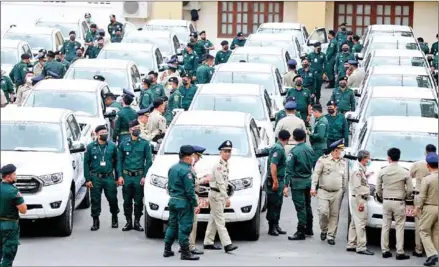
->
[[72, 161, 76, 170]]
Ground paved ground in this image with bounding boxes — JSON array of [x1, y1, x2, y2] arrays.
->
[[15, 88, 424, 266]]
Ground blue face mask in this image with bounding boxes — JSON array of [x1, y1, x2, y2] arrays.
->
[[366, 160, 371, 167]]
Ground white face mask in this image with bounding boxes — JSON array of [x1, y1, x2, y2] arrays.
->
[[26, 77, 33, 84]]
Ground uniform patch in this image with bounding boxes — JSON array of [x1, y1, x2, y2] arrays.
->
[[16, 192, 22, 197], [187, 173, 193, 179], [273, 152, 278, 157]]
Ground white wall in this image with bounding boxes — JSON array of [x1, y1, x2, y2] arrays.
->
[[413, 1, 438, 45]]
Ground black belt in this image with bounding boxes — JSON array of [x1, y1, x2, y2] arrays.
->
[[123, 170, 144, 176], [319, 187, 340, 192], [210, 187, 220, 192], [384, 198, 404, 201], [413, 191, 419, 195], [0, 217, 18, 222], [352, 195, 368, 200], [91, 172, 113, 178]]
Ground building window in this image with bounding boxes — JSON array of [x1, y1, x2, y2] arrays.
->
[[218, 1, 283, 38], [334, 2, 413, 36]]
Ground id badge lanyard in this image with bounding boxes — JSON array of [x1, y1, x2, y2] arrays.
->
[[98, 145, 107, 167]]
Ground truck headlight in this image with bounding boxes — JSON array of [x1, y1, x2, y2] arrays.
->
[[150, 174, 167, 189], [39, 172, 63, 186], [230, 177, 253, 191]]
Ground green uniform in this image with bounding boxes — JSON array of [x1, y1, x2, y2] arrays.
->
[[430, 41, 438, 55], [420, 43, 429, 55], [347, 40, 354, 50], [324, 113, 349, 148], [190, 42, 206, 62], [9, 60, 28, 87], [330, 87, 356, 114], [308, 52, 326, 102], [198, 39, 213, 54], [179, 84, 197, 111], [352, 43, 363, 53], [139, 89, 154, 110], [335, 31, 347, 52], [149, 83, 166, 100], [112, 106, 138, 143], [117, 137, 152, 220], [85, 30, 98, 44], [335, 52, 355, 79], [107, 22, 124, 42], [286, 87, 312, 121], [297, 68, 316, 96], [58, 59, 70, 71], [433, 54, 438, 70], [215, 50, 232, 65], [177, 65, 185, 76], [109, 101, 123, 111], [183, 52, 199, 78], [265, 142, 287, 224], [309, 116, 329, 165], [195, 64, 214, 84], [274, 109, 302, 128], [88, 46, 103, 59], [230, 38, 246, 50], [42, 60, 66, 78], [164, 161, 198, 246], [61, 40, 81, 62], [1, 75, 14, 103], [285, 142, 315, 233], [0, 182, 24, 267], [324, 38, 338, 82], [111, 36, 123, 43], [164, 89, 182, 124], [84, 140, 119, 217]]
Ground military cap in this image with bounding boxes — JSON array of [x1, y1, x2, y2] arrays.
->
[[93, 75, 105, 82], [338, 76, 348, 82], [285, 101, 297, 110], [292, 129, 306, 141], [426, 152, 438, 164], [46, 71, 60, 78], [237, 32, 244, 37], [167, 56, 177, 64], [137, 108, 150, 116], [142, 78, 152, 85], [313, 42, 322, 47], [221, 40, 229, 46], [326, 100, 337, 107], [180, 145, 194, 155], [85, 12, 91, 18], [129, 119, 139, 128], [180, 72, 189, 78], [161, 96, 169, 102], [190, 32, 198, 38], [36, 54, 45, 60], [47, 51, 55, 57], [97, 37, 104, 42], [95, 125, 107, 133], [328, 139, 345, 152], [287, 59, 297, 66], [192, 145, 206, 156], [21, 54, 30, 60], [0, 164, 16, 176], [347, 60, 358, 65], [168, 77, 179, 84], [153, 98, 164, 108], [122, 88, 135, 98], [199, 30, 206, 35], [69, 31, 76, 35], [278, 130, 291, 141], [54, 50, 63, 55], [340, 22, 347, 26], [292, 75, 301, 81], [90, 23, 97, 29], [39, 48, 47, 53], [186, 43, 194, 49], [97, 29, 105, 35], [286, 96, 296, 102], [300, 52, 308, 59], [218, 140, 233, 150]]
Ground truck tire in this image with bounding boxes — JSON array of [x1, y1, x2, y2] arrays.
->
[[78, 187, 91, 209], [55, 191, 74, 237], [145, 207, 163, 238], [242, 195, 261, 241]]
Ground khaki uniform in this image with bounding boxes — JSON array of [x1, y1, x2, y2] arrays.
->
[[283, 70, 298, 87], [203, 158, 232, 247], [376, 163, 413, 254], [138, 120, 155, 142], [274, 114, 306, 154], [33, 63, 44, 77], [311, 154, 346, 241], [410, 160, 431, 254], [146, 109, 167, 141], [347, 163, 370, 252], [346, 68, 365, 88], [15, 84, 32, 105], [417, 170, 438, 258], [161, 72, 182, 97]]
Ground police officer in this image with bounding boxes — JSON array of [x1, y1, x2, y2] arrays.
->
[[84, 125, 119, 231], [55, 51, 70, 71], [274, 100, 306, 154], [165, 77, 183, 125], [335, 23, 348, 51], [286, 75, 312, 122], [10, 54, 31, 88], [283, 59, 298, 87], [325, 100, 349, 147], [308, 104, 329, 165], [431, 34, 438, 55], [308, 42, 326, 104], [230, 32, 246, 50], [188, 32, 206, 62], [108, 15, 124, 43], [85, 24, 98, 47], [325, 30, 338, 88], [346, 150, 374, 256], [418, 37, 430, 55], [346, 31, 354, 50], [347, 60, 364, 88], [297, 58, 316, 102], [117, 120, 152, 232], [104, 92, 122, 111], [183, 43, 199, 80], [61, 31, 81, 62], [0, 164, 27, 267], [285, 129, 315, 240], [84, 12, 94, 27], [148, 71, 167, 100], [33, 54, 45, 77], [274, 96, 302, 128], [335, 43, 355, 80], [413, 152, 438, 266], [1, 70, 14, 103], [410, 144, 437, 257], [196, 54, 214, 84], [330, 76, 356, 114], [215, 40, 231, 65], [71, 47, 84, 64], [311, 139, 346, 245], [112, 89, 138, 144], [167, 56, 186, 77], [146, 98, 167, 142], [42, 51, 65, 78], [139, 78, 154, 111], [163, 145, 200, 260], [352, 35, 363, 53], [179, 73, 197, 110], [203, 140, 238, 253], [199, 31, 214, 55], [376, 147, 413, 260], [88, 37, 104, 59], [266, 130, 290, 236], [137, 107, 155, 141], [15, 71, 34, 105], [160, 61, 182, 92]]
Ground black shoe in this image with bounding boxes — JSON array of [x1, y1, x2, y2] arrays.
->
[[413, 251, 424, 257], [163, 243, 175, 258], [357, 250, 374, 255], [424, 255, 438, 266], [382, 251, 393, 258], [224, 244, 238, 253], [327, 239, 335, 245], [396, 254, 410, 260], [122, 218, 133, 231], [268, 223, 279, 236], [288, 231, 305, 240], [305, 229, 314, 236], [275, 224, 287, 235], [180, 245, 199, 260], [320, 232, 327, 241], [133, 219, 144, 232], [111, 215, 118, 228], [191, 248, 204, 255], [90, 217, 100, 231], [204, 244, 222, 250], [346, 248, 356, 252]]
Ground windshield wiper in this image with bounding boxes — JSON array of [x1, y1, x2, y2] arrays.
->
[[371, 158, 387, 162], [13, 147, 40, 152], [163, 152, 179, 155], [401, 159, 416, 163]]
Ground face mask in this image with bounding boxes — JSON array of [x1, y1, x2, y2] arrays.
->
[[317, 48, 322, 53], [99, 134, 108, 141], [302, 63, 309, 68], [366, 160, 371, 167], [342, 48, 349, 53], [339, 83, 347, 88], [182, 80, 188, 86], [26, 77, 33, 84], [70, 36, 76, 41], [98, 43, 104, 47], [341, 27, 346, 31], [132, 129, 141, 137], [86, 18, 91, 23], [224, 46, 229, 50], [327, 109, 335, 114], [56, 58, 61, 62], [295, 81, 303, 86]]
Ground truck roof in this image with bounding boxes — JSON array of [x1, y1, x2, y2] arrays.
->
[[1, 107, 70, 123], [197, 83, 264, 96], [6, 26, 57, 35], [33, 79, 105, 92], [124, 30, 172, 39], [369, 116, 438, 133], [174, 111, 250, 127], [372, 49, 424, 57], [371, 86, 436, 99], [233, 46, 285, 55], [69, 59, 134, 69], [369, 66, 430, 75], [258, 22, 302, 30], [216, 62, 274, 73], [248, 33, 294, 41], [101, 42, 156, 52], [145, 19, 189, 26]]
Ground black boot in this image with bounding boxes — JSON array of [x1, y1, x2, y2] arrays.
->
[[122, 217, 133, 231], [163, 243, 175, 258], [180, 244, 199, 260], [111, 214, 118, 228], [268, 222, 279, 236], [424, 255, 439, 266], [288, 226, 306, 240], [90, 217, 99, 231], [133, 218, 144, 232], [275, 223, 286, 235]]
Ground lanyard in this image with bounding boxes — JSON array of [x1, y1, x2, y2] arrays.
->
[[97, 144, 107, 162]]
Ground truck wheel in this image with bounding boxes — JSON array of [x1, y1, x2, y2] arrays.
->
[[145, 207, 163, 238], [78, 187, 91, 209], [55, 191, 74, 237], [243, 196, 261, 241]]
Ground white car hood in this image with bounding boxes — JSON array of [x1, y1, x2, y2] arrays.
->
[[150, 155, 255, 180], [367, 161, 413, 186], [1, 64, 13, 75], [74, 113, 104, 128], [110, 87, 123, 96], [1, 151, 68, 175]]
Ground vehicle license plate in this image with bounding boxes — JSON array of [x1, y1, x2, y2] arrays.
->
[[199, 197, 209, 209]]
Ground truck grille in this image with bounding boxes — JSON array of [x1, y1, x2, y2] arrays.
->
[[15, 176, 42, 194]]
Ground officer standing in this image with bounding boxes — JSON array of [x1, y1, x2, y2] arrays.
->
[[112, 89, 138, 144], [215, 41, 232, 65], [346, 31, 354, 50], [117, 120, 153, 232], [164, 77, 183, 124], [308, 104, 329, 165], [335, 23, 348, 51], [286, 75, 312, 122], [418, 38, 430, 55], [0, 164, 27, 267], [183, 43, 199, 80], [1, 70, 15, 103], [199, 31, 214, 55], [230, 32, 246, 50], [163, 145, 200, 260], [274, 100, 306, 154], [146, 98, 167, 142], [283, 59, 298, 87], [431, 34, 438, 55], [297, 58, 317, 102], [42, 51, 65, 78], [70, 48, 84, 64], [15, 72, 34, 106], [61, 31, 81, 62], [330, 76, 356, 114], [167, 56, 186, 77], [413, 152, 438, 267], [55, 51, 70, 71], [325, 30, 338, 88], [179, 73, 198, 110], [104, 92, 122, 111], [139, 78, 153, 110], [33, 54, 45, 77], [308, 42, 326, 104], [137, 108, 155, 142], [311, 139, 346, 245], [84, 24, 98, 57], [285, 129, 315, 240], [266, 130, 290, 236], [203, 140, 238, 253], [108, 15, 124, 43], [84, 12, 94, 27], [189, 32, 206, 61], [274, 96, 302, 128], [352, 35, 363, 53], [325, 100, 349, 147], [195, 54, 214, 84], [84, 125, 119, 231], [9, 54, 31, 88], [88, 37, 104, 59], [346, 150, 374, 255], [376, 147, 413, 260], [335, 43, 355, 80], [148, 71, 167, 100], [346, 60, 365, 88]]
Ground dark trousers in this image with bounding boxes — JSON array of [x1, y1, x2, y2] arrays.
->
[[122, 175, 144, 219], [164, 199, 194, 246], [291, 188, 313, 232]]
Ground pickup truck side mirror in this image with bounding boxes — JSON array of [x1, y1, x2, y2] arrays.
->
[[354, 89, 361, 97], [104, 108, 118, 119], [270, 116, 275, 122], [172, 108, 184, 116], [256, 149, 269, 158], [70, 141, 86, 154], [355, 53, 364, 61], [176, 48, 183, 55], [158, 64, 166, 72], [343, 147, 357, 160], [133, 83, 142, 92], [345, 111, 359, 123], [150, 141, 161, 155]]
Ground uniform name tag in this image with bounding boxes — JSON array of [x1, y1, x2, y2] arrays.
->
[[100, 161, 106, 167]]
